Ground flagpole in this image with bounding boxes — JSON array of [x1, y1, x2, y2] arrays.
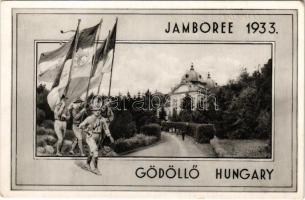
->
[[84, 19, 103, 101], [96, 30, 110, 95], [64, 19, 81, 97], [97, 73, 104, 94], [108, 18, 118, 97], [107, 47, 115, 97]]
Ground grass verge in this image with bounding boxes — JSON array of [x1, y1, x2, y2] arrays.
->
[[210, 137, 271, 158]]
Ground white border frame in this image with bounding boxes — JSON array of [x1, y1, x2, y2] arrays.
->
[[1, 1, 304, 199]]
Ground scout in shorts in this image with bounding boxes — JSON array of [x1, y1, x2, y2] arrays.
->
[[53, 95, 70, 156], [69, 98, 87, 156], [79, 101, 114, 175]]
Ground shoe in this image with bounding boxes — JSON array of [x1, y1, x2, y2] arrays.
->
[[69, 151, 75, 155], [82, 163, 91, 170], [80, 153, 85, 157], [91, 168, 102, 175], [56, 152, 62, 156]]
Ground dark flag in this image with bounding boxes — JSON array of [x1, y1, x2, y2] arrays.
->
[[93, 19, 117, 75]]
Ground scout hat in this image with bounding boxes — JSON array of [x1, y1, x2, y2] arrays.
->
[[91, 96, 103, 111]]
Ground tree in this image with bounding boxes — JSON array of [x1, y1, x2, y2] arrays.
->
[[213, 58, 272, 139], [36, 84, 54, 120], [110, 110, 136, 139]]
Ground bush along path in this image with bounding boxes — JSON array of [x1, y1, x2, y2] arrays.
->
[[127, 132, 217, 157]]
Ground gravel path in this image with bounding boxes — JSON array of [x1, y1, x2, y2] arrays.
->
[[127, 132, 217, 157]]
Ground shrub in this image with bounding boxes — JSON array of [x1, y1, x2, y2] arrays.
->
[[47, 128, 57, 138], [141, 123, 161, 139], [110, 111, 136, 139], [114, 138, 129, 152], [126, 122, 137, 137], [36, 126, 56, 137], [256, 110, 271, 139], [37, 108, 46, 125], [161, 121, 187, 133], [37, 126, 47, 136], [114, 134, 159, 153], [187, 123, 198, 137], [45, 145, 55, 154], [196, 124, 215, 143], [36, 135, 47, 147], [45, 135, 57, 145], [37, 146, 46, 155], [61, 140, 73, 153], [64, 129, 75, 141], [228, 129, 246, 139], [161, 122, 215, 143], [41, 120, 54, 129]]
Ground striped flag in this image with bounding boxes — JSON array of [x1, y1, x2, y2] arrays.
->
[[37, 40, 73, 84], [47, 21, 101, 110]]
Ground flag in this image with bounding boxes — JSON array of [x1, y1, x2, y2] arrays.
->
[[82, 19, 117, 96], [38, 23, 100, 86], [47, 21, 101, 110], [94, 19, 117, 75], [77, 23, 100, 50], [37, 40, 73, 83], [91, 39, 106, 76]]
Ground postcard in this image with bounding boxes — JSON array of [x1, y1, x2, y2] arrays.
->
[[0, 1, 304, 198]]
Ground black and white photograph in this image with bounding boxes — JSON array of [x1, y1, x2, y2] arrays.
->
[[36, 24, 273, 160], [0, 2, 303, 197]]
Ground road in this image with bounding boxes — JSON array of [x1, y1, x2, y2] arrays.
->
[[23, 132, 217, 184], [127, 132, 217, 157]]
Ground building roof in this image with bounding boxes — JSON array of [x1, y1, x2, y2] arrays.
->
[[181, 63, 204, 84], [179, 63, 217, 88]]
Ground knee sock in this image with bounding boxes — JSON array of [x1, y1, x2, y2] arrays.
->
[[93, 157, 98, 169], [87, 155, 93, 165]]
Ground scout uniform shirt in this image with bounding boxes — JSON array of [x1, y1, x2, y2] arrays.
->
[[71, 106, 86, 125], [79, 114, 111, 137]]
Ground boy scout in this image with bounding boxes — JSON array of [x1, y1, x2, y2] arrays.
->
[[54, 95, 70, 156], [69, 98, 86, 156], [79, 102, 114, 175]]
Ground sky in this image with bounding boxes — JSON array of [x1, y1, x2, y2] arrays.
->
[[110, 43, 271, 95], [33, 15, 272, 96], [38, 42, 271, 96]]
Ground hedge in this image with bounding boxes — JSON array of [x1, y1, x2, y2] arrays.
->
[[161, 122, 215, 143], [196, 124, 215, 143], [114, 134, 159, 153], [140, 123, 161, 139], [161, 122, 187, 132]]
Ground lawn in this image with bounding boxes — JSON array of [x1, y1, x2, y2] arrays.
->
[[210, 137, 271, 158]]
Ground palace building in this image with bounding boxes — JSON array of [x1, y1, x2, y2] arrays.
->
[[165, 63, 218, 117]]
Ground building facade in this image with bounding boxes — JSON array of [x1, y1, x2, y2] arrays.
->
[[165, 64, 217, 118]]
